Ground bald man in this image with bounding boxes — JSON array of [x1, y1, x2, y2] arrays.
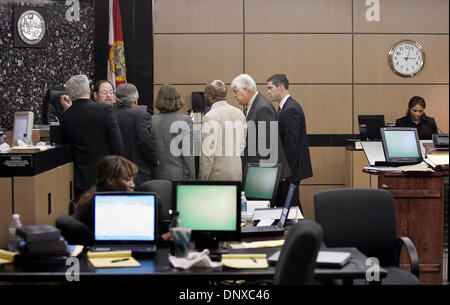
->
[[198, 80, 247, 181]]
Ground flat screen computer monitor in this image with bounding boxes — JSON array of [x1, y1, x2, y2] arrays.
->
[[243, 163, 281, 206], [380, 127, 422, 164], [358, 115, 385, 141], [173, 181, 241, 252], [13, 111, 34, 145], [93, 192, 157, 243]]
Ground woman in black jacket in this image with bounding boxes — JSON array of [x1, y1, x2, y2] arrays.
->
[[395, 96, 437, 140]]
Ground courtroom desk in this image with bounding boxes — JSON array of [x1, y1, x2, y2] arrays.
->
[[0, 145, 73, 249], [345, 144, 378, 188], [0, 247, 386, 285], [364, 167, 448, 285]]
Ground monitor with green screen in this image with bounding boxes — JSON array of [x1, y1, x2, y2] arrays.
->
[[243, 163, 281, 205], [380, 127, 422, 164], [173, 181, 241, 251]]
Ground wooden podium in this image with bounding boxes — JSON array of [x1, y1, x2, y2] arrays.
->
[[365, 168, 448, 285], [0, 146, 73, 249]]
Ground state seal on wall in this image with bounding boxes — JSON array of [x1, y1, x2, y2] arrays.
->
[[109, 41, 127, 82]]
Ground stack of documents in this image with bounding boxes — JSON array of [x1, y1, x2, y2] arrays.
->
[[0, 249, 17, 264], [228, 240, 284, 249]]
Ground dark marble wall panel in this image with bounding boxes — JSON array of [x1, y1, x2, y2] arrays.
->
[[0, 0, 94, 129]]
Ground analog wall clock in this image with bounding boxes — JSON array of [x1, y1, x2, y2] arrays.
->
[[13, 6, 48, 48], [388, 40, 424, 78]]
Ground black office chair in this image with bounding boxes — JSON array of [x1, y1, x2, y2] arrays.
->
[[55, 215, 94, 246], [314, 188, 420, 285], [41, 88, 67, 124], [274, 219, 323, 285], [136, 179, 173, 234]]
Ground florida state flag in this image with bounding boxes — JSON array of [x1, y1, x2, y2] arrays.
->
[[107, 0, 126, 89]]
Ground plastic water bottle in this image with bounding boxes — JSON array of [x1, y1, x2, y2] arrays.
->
[[168, 211, 183, 231], [8, 214, 23, 252], [168, 211, 183, 256], [0, 131, 6, 144], [241, 191, 247, 212]]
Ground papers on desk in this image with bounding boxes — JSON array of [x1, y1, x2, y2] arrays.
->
[[361, 141, 385, 165], [242, 200, 270, 221], [252, 206, 303, 221], [0, 249, 17, 264], [398, 162, 434, 172], [221, 253, 268, 269], [169, 249, 221, 270], [427, 154, 449, 165], [228, 240, 285, 249], [364, 162, 434, 173], [87, 250, 140, 268]]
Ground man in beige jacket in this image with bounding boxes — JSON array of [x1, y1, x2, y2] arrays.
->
[[198, 80, 247, 181]]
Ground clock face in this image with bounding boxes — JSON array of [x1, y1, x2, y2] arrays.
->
[[17, 10, 46, 45], [388, 40, 424, 77]]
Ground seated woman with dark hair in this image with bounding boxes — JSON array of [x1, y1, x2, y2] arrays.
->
[[395, 96, 438, 140], [74, 155, 138, 231]]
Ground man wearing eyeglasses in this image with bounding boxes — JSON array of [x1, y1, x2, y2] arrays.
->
[[60, 80, 116, 111], [92, 80, 115, 105]]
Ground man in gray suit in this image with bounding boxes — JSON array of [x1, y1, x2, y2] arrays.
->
[[115, 83, 159, 187], [231, 74, 291, 192], [198, 80, 246, 181]]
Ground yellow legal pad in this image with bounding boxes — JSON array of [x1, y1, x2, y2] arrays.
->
[[221, 253, 268, 269], [87, 250, 141, 268], [0, 249, 17, 264]]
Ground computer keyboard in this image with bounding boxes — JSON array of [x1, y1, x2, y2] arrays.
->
[[241, 225, 283, 233], [91, 245, 156, 253]]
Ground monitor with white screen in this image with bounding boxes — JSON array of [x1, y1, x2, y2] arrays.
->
[[380, 127, 422, 165], [93, 192, 157, 244], [173, 181, 241, 252], [13, 111, 34, 145]]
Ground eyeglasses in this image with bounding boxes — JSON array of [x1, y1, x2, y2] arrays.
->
[[99, 90, 115, 95]]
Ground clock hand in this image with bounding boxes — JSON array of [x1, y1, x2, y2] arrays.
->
[[405, 47, 412, 61]]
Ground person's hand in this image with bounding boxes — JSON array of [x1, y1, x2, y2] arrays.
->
[[161, 232, 170, 242], [60, 95, 72, 110]]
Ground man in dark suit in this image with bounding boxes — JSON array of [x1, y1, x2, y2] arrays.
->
[[231, 73, 291, 203], [267, 74, 313, 212], [60, 75, 125, 202], [115, 83, 158, 187]]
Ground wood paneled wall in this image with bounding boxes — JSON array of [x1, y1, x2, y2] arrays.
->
[[153, 0, 449, 220]]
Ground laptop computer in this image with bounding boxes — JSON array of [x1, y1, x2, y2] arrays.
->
[[91, 192, 157, 254], [268, 249, 352, 268], [241, 183, 295, 237]]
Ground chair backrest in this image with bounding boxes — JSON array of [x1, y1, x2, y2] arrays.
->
[[136, 179, 173, 233], [314, 188, 398, 266], [274, 219, 323, 285], [55, 214, 94, 246], [42, 88, 67, 124]]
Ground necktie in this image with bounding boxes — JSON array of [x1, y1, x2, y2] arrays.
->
[[277, 106, 281, 115]]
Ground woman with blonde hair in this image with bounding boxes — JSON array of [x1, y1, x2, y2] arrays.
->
[[151, 85, 195, 180]]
